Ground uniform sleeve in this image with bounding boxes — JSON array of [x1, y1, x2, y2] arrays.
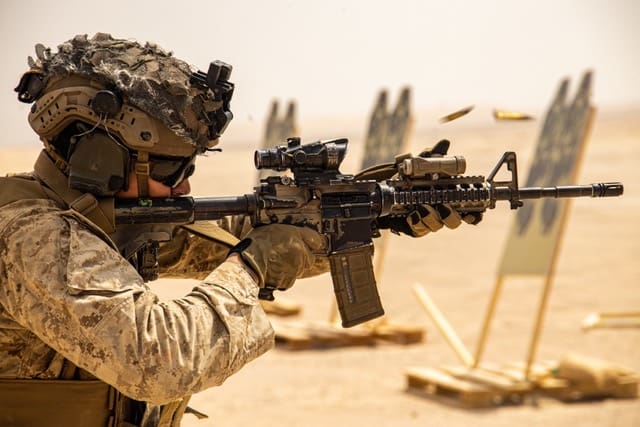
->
[[0, 210, 274, 404], [158, 215, 253, 279]]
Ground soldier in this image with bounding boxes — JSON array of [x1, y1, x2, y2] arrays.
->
[[0, 33, 469, 426]]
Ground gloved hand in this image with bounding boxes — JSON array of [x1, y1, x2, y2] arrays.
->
[[371, 139, 482, 237], [230, 224, 328, 293], [378, 205, 482, 237]]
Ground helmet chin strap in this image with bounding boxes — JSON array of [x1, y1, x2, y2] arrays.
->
[[42, 139, 71, 173], [134, 151, 150, 198]]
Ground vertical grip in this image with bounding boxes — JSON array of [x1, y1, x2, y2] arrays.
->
[[328, 245, 385, 328]]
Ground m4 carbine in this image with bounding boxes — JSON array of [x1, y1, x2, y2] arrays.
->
[[115, 138, 623, 328]]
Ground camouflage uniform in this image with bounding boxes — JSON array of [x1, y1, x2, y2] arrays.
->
[[1, 33, 333, 426], [0, 169, 274, 425]]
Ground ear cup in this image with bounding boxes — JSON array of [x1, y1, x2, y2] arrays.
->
[[68, 131, 130, 196], [92, 90, 122, 117]]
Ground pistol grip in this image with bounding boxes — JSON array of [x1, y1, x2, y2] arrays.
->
[[329, 245, 385, 328]]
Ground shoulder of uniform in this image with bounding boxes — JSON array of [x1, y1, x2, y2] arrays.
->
[[0, 199, 68, 248]]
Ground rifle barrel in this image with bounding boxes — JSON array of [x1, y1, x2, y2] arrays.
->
[[115, 195, 257, 225], [516, 182, 623, 199], [193, 195, 257, 221]]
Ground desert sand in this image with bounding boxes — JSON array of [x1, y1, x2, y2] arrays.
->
[[1, 107, 639, 426]]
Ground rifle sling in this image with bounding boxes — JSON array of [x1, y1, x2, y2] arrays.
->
[[181, 222, 240, 247]]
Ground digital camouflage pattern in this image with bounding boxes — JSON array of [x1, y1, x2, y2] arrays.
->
[[0, 176, 275, 407], [159, 215, 253, 280], [25, 33, 223, 151], [4, 33, 316, 426]]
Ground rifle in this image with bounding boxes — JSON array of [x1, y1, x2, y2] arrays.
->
[[115, 138, 623, 328]]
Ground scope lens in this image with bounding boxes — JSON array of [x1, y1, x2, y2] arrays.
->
[[254, 147, 287, 170], [254, 150, 263, 169]]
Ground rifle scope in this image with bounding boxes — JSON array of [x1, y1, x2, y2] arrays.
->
[[255, 137, 348, 172]]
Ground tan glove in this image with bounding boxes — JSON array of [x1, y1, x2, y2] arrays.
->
[[378, 204, 482, 237], [371, 139, 482, 237], [230, 224, 328, 294]]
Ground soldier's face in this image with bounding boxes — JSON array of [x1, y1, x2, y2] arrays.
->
[[116, 161, 191, 198]]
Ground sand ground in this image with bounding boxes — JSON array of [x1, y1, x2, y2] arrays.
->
[[2, 109, 639, 426]]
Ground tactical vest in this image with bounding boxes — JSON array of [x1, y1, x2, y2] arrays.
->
[[0, 151, 233, 426], [0, 170, 147, 426]]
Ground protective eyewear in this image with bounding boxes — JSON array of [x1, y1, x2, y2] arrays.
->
[[149, 156, 196, 188]]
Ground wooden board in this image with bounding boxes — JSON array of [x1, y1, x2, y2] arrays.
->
[[272, 320, 377, 350], [367, 321, 424, 345], [492, 359, 639, 401], [541, 376, 638, 401], [406, 367, 517, 407], [440, 365, 531, 393], [272, 319, 425, 351], [407, 360, 639, 408]]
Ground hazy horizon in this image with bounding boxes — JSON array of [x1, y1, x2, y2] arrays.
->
[[2, 1, 638, 147]]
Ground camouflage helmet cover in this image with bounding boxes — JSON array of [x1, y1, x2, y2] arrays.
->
[[20, 33, 233, 155]]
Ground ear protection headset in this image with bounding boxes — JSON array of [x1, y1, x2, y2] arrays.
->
[[58, 89, 129, 196]]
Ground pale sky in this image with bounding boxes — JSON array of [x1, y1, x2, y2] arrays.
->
[[1, 0, 638, 146]]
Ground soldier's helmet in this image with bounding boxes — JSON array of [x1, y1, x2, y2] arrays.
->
[[15, 33, 234, 196]]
